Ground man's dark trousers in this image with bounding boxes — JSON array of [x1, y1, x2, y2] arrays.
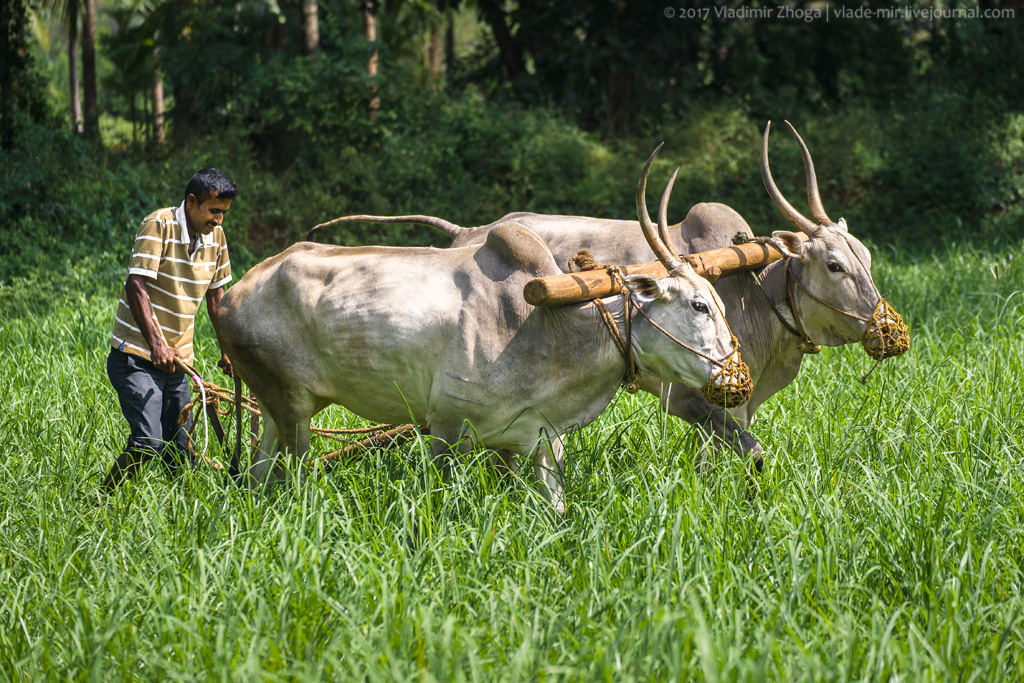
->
[[107, 347, 194, 471]]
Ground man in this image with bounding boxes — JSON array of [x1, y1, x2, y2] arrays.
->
[[103, 168, 237, 492]]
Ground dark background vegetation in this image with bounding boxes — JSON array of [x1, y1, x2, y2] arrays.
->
[[2, 0, 1022, 287]]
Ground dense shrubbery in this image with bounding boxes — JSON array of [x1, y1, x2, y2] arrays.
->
[[2, 82, 1021, 291], [5, 0, 1020, 292]]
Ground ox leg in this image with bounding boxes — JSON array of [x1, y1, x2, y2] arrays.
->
[[259, 419, 311, 487], [491, 449, 522, 490], [248, 415, 280, 486], [531, 436, 566, 516], [644, 380, 764, 472], [285, 421, 312, 485]]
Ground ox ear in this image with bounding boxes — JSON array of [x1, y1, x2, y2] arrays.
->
[[772, 231, 807, 259], [835, 217, 849, 232], [623, 274, 668, 303]]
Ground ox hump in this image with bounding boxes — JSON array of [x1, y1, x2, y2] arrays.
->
[[682, 202, 755, 251], [476, 222, 558, 279]]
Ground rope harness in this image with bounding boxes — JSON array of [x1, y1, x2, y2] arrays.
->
[[176, 360, 210, 464], [736, 233, 910, 381], [176, 368, 412, 469], [568, 251, 753, 407], [592, 296, 640, 393]]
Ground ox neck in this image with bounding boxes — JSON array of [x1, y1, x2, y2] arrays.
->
[[741, 260, 821, 363], [539, 297, 639, 397], [747, 258, 824, 354], [590, 294, 640, 393], [782, 257, 824, 353], [750, 260, 799, 337]]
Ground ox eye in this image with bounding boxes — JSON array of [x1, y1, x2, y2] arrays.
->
[[827, 260, 845, 273], [692, 301, 709, 314]]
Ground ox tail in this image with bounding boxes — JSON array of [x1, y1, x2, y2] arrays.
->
[[228, 371, 243, 485], [306, 214, 467, 242]]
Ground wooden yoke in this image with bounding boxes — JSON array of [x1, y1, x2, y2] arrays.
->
[[524, 237, 804, 306]]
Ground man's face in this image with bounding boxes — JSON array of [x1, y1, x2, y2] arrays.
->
[[186, 192, 232, 236]]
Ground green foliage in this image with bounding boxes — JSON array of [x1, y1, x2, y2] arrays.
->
[[154, 0, 382, 157], [4, 78, 1022, 290], [1, 0, 53, 146], [0, 121, 264, 289]]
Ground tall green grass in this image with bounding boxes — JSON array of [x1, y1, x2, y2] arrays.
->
[[1, 236, 1022, 681]]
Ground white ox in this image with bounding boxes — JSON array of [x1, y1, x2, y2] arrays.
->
[[312, 122, 909, 470], [214, 155, 749, 513]]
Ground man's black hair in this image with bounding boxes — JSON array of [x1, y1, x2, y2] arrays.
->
[[184, 168, 237, 204]]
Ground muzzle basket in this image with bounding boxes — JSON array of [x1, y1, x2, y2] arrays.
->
[[701, 345, 753, 408], [861, 298, 910, 361]]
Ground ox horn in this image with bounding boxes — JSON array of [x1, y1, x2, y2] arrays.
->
[[785, 120, 832, 225], [637, 144, 684, 272], [761, 121, 820, 235]]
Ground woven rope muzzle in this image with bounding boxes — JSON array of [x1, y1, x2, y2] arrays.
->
[[700, 339, 753, 408], [861, 298, 910, 361]]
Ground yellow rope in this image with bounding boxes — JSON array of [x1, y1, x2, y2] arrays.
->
[[177, 378, 411, 466], [567, 249, 603, 272]]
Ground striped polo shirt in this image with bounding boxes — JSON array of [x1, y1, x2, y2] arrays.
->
[[110, 203, 231, 364]]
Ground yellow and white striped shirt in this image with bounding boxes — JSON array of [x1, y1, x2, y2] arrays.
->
[[110, 203, 231, 364]]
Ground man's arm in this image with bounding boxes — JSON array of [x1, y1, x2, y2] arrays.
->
[[206, 286, 234, 378], [124, 274, 179, 372]]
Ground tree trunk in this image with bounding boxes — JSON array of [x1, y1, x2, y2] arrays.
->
[[303, 0, 319, 55], [363, 0, 379, 118], [478, 0, 524, 80], [68, 23, 82, 133], [606, 68, 634, 135], [445, 12, 455, 80], [427, 21, 441, 92], [152, 42, 165, 146], [1010, 0, 1021, 48], [604, 0, 633, 135], [81, 0, 99, 140]]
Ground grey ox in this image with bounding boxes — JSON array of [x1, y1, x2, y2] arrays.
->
[[214, 155, 750, 514], [313, 122, 909, 470]]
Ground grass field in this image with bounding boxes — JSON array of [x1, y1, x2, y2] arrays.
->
[[1, 235, 1022, 681]]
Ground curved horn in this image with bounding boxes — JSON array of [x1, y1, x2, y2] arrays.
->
[[658, 167, 683, 263], [637, 144, 684, 272], [761, 121, 819, 235], [785, 120, 831, 225]]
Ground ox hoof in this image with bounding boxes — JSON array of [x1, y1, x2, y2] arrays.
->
[[694, 453, 715, 477], [744, 473, 762, 500], [226, 466, 241, 485]]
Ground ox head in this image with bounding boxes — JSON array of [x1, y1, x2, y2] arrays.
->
[[629, 146, 752, 408], [762, 121, 909, 360]]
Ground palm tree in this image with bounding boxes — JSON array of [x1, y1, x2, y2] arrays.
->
[[80, 0, 97, 138], [363, 0, 379, 117], [303, 0, 318, 55], [43, 0, 97, 137], [104, 0, 165, 145]]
